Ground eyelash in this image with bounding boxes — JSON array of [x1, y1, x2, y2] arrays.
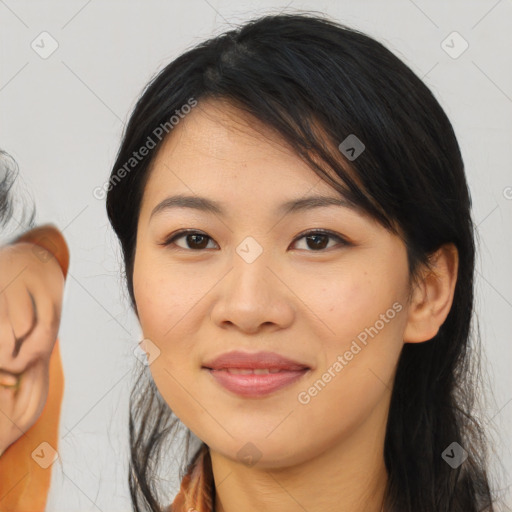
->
[[161, 229, 351, 252]]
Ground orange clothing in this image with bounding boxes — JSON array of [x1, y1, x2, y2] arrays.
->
[[169, 443, 214, 512]]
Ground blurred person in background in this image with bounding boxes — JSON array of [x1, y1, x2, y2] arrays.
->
[[0, 149, 69, 512]]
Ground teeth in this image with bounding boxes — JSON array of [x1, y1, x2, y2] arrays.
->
[[223, 368, 282, 375], [253, 368, 270, 375], [226, 369, 254, 375]]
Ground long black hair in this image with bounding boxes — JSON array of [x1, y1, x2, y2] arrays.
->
[[106, 12, 495, 511]]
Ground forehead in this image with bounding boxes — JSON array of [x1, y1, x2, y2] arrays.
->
[[144, 99, 348, 204], [154, 99, 305, 169]]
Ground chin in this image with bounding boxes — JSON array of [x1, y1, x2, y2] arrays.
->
[[206, 431, 308, 469]]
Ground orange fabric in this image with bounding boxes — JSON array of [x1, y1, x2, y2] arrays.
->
[[0, 338, 64, 512], [169, 443, 215, 512]]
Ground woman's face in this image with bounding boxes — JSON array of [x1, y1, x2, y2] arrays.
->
[[133, 99, 413, 468]]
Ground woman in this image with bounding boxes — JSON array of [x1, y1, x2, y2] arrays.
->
[[106, 12, 495, 512]]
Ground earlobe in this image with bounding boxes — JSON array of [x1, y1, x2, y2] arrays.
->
[[403, 243, 459, 344]]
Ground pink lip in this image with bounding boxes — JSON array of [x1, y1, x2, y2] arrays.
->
[[203, 350, 309, 371], [202, 350, 310, 398], [206, 368, 309, 398]]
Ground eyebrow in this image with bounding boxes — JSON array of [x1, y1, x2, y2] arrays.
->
[[150, 193, 357, 220]]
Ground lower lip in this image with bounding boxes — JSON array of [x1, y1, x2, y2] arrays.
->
[[205, 368, 309, 398]]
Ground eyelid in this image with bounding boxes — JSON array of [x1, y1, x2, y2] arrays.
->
[[292, 228, 350, 246], [161, 228, 351, 251], [161, 229, 217, 248]]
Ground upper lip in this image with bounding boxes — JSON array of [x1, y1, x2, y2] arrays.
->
[[203, 350, 310, 371]]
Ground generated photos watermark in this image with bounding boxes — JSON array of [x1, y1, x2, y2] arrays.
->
[[297, 301, 403, 405], [93, 97, 198, 200]]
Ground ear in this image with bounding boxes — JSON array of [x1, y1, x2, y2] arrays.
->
[[403, 243, 459, 343]]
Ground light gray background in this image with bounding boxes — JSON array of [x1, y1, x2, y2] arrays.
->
[[1, 1, 511, 510]]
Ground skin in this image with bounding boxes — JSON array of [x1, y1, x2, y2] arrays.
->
[[0, 228, 66, 456], [133, 99, 458, 512]]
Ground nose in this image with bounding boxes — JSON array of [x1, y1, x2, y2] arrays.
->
[[209, 247, 295, 335]]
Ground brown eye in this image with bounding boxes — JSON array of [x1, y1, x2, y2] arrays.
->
[[163, 230, 218, 250], [162, 229, 349, 252], [291, 230, 349, 251]]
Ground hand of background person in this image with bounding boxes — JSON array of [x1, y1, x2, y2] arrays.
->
[[0, 225, 68, 457]]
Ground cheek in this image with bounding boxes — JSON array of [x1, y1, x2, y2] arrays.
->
[[291, 255, 408, 401], [133, 263, 201, 420], [293, 261, 407, 344], [133, 270, 166, 338], [290, 276, 406, 451], [133, 257, 195, 341], [132, 256, 213, 383]]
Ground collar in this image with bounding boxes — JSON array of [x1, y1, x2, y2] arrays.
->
[[170, 444, 215, 512]]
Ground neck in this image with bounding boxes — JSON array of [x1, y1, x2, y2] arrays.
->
[[210, 399, 390, 512]]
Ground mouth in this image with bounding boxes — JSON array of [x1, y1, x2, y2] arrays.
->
[[202, 350, 311, 398], [204, 367, 310, 398], [210, 368, 290, 374]]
